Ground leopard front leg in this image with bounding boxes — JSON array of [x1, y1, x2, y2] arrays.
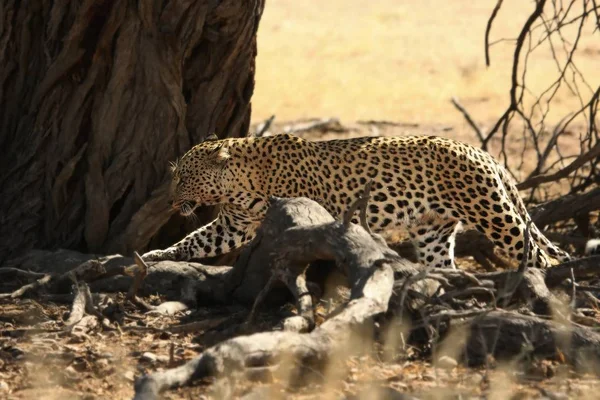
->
[[142, 205, 260, 262]]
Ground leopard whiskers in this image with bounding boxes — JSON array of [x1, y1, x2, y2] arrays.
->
[[169, 160, 179, 173], [180, 202, 192, 216], [186, 210, 200, 226]]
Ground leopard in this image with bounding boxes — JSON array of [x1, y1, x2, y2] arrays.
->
[[142, 133, 572, 270]]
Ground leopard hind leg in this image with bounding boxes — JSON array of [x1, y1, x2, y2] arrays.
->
[[408, 218, 461, 269]]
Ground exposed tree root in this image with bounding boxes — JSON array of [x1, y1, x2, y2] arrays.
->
[[131, 186, 420, 398], [464, 310, 600, 367], [131, 194, 600, 398]]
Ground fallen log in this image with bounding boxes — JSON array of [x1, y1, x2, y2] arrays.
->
[[464, 310, 600, 367], [0, 250, 232, 305], [133, 191, 419, 399]]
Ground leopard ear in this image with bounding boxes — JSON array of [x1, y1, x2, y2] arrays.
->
[[209, 144, 230, 164], [205, 133, 219, 142]]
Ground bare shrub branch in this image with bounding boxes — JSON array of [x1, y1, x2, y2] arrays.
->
[[474, 0, 600, 200]]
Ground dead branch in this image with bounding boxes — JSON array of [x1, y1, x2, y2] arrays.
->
[[134, 192, 600, 397], [280, 273, 316, 332], [450, 97, 485, 143], [64, 281, 87, 327], [0, 273, 51, 299], [0, 255, 130, 298], [245, 270, 281, 326], [528, 187, 600, 228], [254, 115, 275, 137], [484, 0, 504, 67], [483, 0, 547, 149], [128, 252, 155, 311], [544, 255, 600, 286], [168, 317, 231, 335], [464, 310, 600, 365], [282, 118, 348, 135], [0, 250, 233, 306], [246, 268, 316, 332], [517, 141, 600, 190], [0, 268, 47, 280], [478, 0, 600, 202], [356, 120, 420, 128]]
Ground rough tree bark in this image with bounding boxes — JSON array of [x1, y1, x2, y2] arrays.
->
[[0, 0, 265, 264]]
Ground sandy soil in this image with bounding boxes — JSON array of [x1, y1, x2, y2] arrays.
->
[[253, 1, 600, 127]]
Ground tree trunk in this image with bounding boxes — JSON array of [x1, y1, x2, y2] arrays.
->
[[0, 0, 264, 264]]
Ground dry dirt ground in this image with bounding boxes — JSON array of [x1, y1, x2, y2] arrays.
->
[[2, 253, 600, 400], [253, 0, 600, 127], [0, 315, 598, 400]]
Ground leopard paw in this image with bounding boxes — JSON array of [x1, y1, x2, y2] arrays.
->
[[141, 248, 180, 262]]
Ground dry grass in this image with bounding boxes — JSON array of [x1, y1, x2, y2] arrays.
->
[[253, 0, 600, 126], [3, 297, 600, 399]]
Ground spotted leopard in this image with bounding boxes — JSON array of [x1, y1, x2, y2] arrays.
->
[[142, 133, 571, 269]]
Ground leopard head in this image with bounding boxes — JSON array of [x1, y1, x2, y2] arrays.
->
[[169, 135, 231, 216]]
